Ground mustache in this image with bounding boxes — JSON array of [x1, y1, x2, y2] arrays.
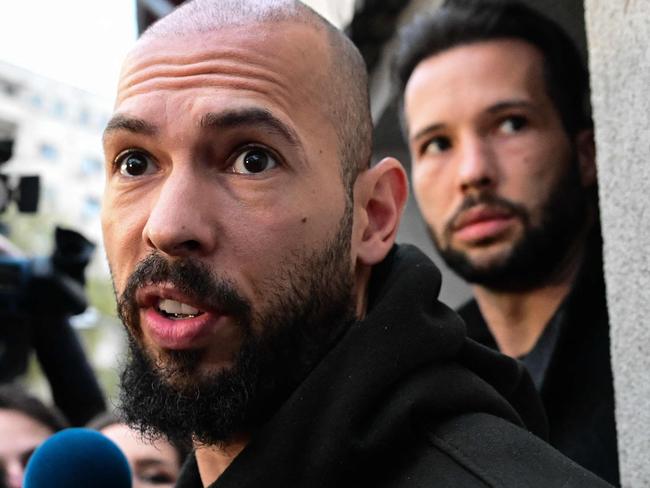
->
[[445, 193, 529, 236], [116, 253, 251, 335]]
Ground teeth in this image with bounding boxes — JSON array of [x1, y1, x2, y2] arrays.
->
[[158, 299, 201, 318], [181, 302, 200, 315]]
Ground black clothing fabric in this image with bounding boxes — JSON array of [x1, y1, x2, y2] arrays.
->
[[176, 245, 610, 487], [459, 237, 619, 485], [32, 315, 106, 425], [0, 314, 106, 426]]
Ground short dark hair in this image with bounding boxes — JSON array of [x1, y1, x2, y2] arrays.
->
[[0, 383, 68, 433], [394, 0, 591, 137]]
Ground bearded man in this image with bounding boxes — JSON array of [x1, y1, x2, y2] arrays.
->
[[396, 0, 617, 484], [101, 0, 612, 486]]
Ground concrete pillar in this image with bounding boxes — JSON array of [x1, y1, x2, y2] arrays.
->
[[585, 2, 650, 486]]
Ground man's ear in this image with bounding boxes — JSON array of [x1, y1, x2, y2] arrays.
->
[[575, 129, 597, 187], [353, 157, 408, 266]]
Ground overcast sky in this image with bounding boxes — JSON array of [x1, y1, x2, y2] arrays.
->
[[0, 0, 137, 101]]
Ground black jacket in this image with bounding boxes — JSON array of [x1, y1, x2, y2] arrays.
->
[[459, 236, 618, 485], [176, 245, 611, 487]]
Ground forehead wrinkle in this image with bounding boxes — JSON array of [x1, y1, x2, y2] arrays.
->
[[119, 46, 289, 90], [117, 61, 308, 125], [118, 23, 332, 112], [118, 66, 290, 106], [115, 23, 337, 169]]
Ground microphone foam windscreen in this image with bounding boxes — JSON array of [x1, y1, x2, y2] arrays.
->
[[24, 427, 131, 488]]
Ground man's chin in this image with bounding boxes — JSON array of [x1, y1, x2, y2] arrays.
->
[[436, 241, 521, 288], [142, 347, 208, 390], [447, 240, 514, 269], [463, 247, 514, 270]]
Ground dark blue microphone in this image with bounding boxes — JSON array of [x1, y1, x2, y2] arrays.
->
[[24, 427, 131, 488]]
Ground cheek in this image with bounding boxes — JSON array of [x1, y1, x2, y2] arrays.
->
[[238, 172, 346, 244], [231, 202, 339, 258], [501, 132, 570, 190], [412, 165, 451, 230], [226, 193, 345, 280], [503, 150, 564, 210], [101, 196, 149, 290]]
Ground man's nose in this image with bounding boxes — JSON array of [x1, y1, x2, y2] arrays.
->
[[456, 135, 497, 193], [142, 168, 219, 257]]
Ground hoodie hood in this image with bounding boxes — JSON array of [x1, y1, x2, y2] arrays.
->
[[181, 244, 547, 487]]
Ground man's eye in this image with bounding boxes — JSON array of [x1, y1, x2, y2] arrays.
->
[[137, 470, 175, 485], [423, 136, 452, 155], [116, 150, 156, 177], [231, 148, 278, 175], [499, 116, 527, 134]]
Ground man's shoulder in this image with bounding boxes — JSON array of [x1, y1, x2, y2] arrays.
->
[[415, 413, 612, 487]]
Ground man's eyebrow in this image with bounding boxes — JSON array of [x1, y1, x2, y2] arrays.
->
[[134, 458, 170, 469], [410, 100, 535, 142], [103, 114, 158, 141], [486, 99, 535, 113], [411, 122, 445, 143], [200, 108, 301, 147]]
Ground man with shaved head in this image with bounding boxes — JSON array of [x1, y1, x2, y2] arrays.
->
[[102, 0, 611, 486]]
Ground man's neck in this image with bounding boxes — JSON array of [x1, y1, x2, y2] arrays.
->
[[195, 435, 249, 487], [472, 246, 585, 358]]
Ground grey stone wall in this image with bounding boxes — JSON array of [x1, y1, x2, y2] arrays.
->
[[585, 2, 650, 486]]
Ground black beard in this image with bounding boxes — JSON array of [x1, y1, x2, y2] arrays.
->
[[116, 208, 356, 448], [432, 159, 590, 292]]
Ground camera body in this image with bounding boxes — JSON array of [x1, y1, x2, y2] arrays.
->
[[0, 255, 32, 314], [0, 228, 92, 316], [0, 173, 39, 213], [0, 129, 40, 214], [0, 228, 95, 382]]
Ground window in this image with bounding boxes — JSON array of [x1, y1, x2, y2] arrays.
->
[[30, 94, 43, 109], [78, 108, 91, 126], [82, 195, 101, 220], [38, 142, 58, 161], [81, 156, 102, 175], [51, 100, 66, 118]]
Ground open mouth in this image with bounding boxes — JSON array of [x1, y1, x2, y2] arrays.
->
[[156, 298, 205, 320]]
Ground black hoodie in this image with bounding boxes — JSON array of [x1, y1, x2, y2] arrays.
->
[[460, 229, 618, 485], [176, 245, 611, 487]]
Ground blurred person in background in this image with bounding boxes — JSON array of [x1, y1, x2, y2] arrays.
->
[[89, 411, 187, 488], [0, 383, 68, 488], [395, 0, 617, 484]]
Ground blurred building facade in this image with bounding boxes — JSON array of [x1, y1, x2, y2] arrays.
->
[[0, 61, 122, 401], [0, 60, 110, 274]]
